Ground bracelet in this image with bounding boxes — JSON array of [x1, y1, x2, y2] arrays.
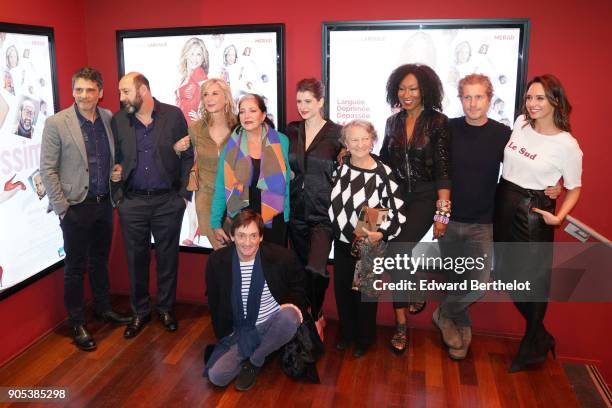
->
[[436, 199, 451, 208], [434, 214, 450, 224], [436, 199, 451, 213]]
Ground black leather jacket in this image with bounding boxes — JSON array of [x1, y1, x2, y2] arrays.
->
[[380, 109, 451, 193], [287, 120, 342, 224]]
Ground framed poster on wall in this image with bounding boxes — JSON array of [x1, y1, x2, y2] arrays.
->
[[323, 19, 530, 154], [323, 19, 529, 247], [0, 22, 60, 299], [117, 23, 286, 252]]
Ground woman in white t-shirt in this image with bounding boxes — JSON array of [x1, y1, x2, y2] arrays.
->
[[494, 74, 582, 373]]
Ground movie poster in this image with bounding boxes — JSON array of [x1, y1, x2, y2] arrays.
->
[[0, 29, 62, 294], [121, 30, 281, 249], [122, 32, 280, 128], [328, 27, 522, 154], [326, 25, 523, 245]]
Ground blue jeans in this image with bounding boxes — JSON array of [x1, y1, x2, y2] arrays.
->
[[437, 221, 493, 327], [207, 307, 301, 387]]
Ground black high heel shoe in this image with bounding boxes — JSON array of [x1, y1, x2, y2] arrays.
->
[[531, 332, 556, 363], [509, 343, 534, 373], [509, 331, 556, 373]]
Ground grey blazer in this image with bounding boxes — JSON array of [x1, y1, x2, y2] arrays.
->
[[39, 105, 114, 216]]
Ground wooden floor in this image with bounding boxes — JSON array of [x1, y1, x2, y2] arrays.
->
[[0, 299, 580, 408]]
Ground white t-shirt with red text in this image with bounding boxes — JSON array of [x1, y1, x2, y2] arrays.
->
[[502, 115, 582, 190]]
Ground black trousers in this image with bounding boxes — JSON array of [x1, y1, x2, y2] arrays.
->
[[60, 197, 113, 326], [493, 178, 555, 297], [262, 213, 287, 246], [493, 179, 556, 347], [289, 218, 333, 319], [118, 191, 186, 317], [391, 188, 437, 308], [333, 240, 378, 347]]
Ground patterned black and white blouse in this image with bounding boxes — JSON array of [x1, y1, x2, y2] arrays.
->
[[329, 160, 405, 243]]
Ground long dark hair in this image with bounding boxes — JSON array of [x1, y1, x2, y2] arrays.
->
[[386, 64, 443, 112], [522, 74, 572, 132]]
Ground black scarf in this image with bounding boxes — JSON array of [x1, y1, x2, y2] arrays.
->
[[231, 247, 265, 358]]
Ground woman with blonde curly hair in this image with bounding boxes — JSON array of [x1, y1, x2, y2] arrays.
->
[[175, 78, 237, 248], [176, 37, 209, 123]]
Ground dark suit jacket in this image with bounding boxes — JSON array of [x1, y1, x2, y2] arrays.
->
[[111, 99, 193, 202], [206, 242, 307, 340]]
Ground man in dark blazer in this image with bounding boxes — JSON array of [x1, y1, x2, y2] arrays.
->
[[205, 210, 306, 391], [40, 67, 130, 352], [111, 72, 193, 338]]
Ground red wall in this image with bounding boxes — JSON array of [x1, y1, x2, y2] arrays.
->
[[1, 0, 611, 386], [86, 0, 612, 239], [90, 0, 612, 383], [0, 0, 88, 366]]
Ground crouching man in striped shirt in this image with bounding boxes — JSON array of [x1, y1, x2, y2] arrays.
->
[[204, 209, 306, 391]]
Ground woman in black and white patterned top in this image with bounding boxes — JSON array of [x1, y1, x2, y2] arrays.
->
[[328, 120, 405, 357]]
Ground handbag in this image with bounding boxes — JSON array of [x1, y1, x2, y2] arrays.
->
[[352, 239, 387, 297], [351, 167, 393, 296], [279, 314, 324, 383], [354, 205, 389, 237], [186, 164, 198, 192], [186, 148, 199, 192]]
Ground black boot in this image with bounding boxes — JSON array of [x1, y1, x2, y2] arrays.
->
[[509, 332, 537, 373], [532, 326, 556, 363], [509, 302, 537, 372], [509, 302, 554, 372]]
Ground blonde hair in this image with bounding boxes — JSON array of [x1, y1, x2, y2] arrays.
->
[[197, 78, 237, 130], [178, 38, 209, 83], [458, 73, 494, 100]]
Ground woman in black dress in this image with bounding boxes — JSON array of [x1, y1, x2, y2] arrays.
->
[[286, 78, 342, 338]]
